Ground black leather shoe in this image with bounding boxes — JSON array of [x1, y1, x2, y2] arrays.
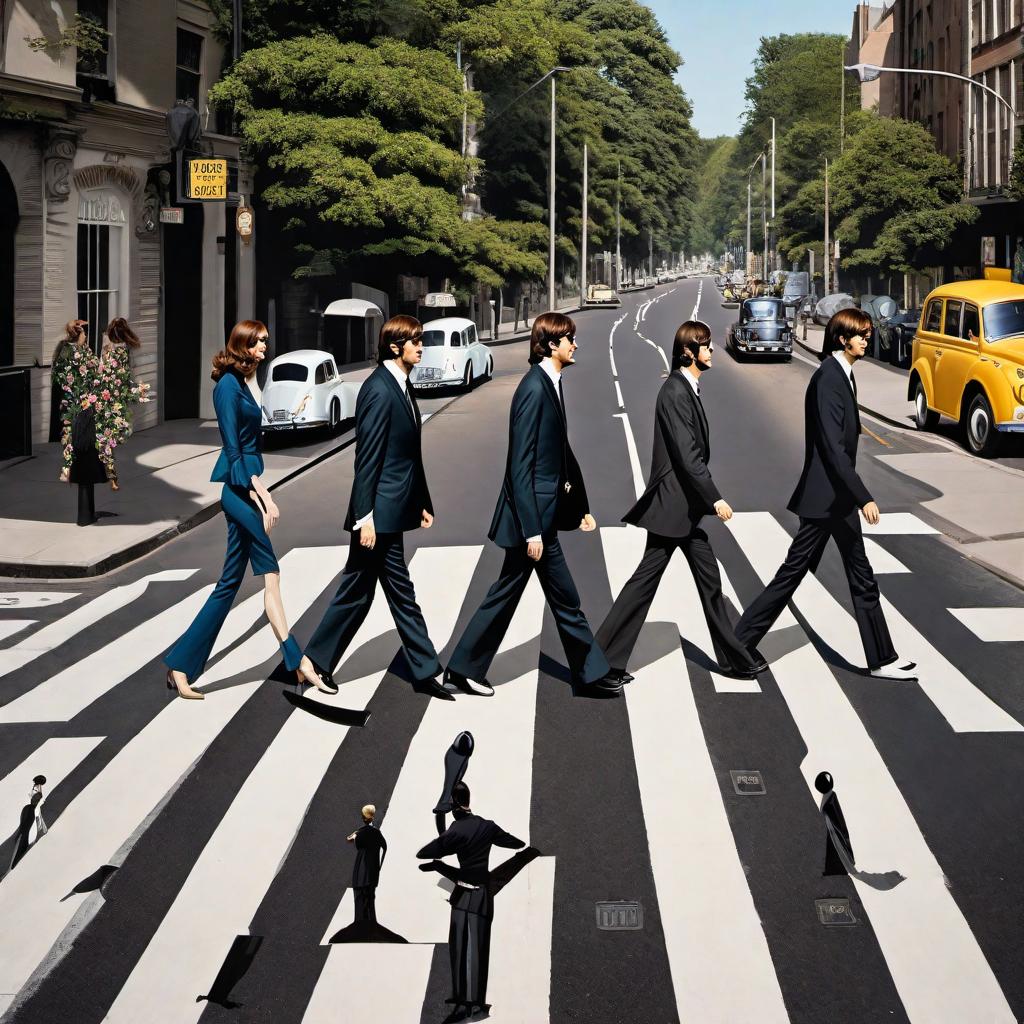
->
[[310, 660, 339, 695], [574, 672, 623, 698], [747, 648, 769, 674], [719, 664, 759, 681], [416, 676, 456, 701], [617, 670, 635, 685], [443, 668, 495, 697]]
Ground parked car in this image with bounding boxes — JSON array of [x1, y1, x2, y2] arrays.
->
[[909, 280, 1024, 456], [781, 272, 810, 312], [583, 283, 621, 308], [411, 316, 493, 391], [726, 297, 795, 360], [813, 292, 857, 326], [261, 350, 360, 434], [878, 308, 920, 369]]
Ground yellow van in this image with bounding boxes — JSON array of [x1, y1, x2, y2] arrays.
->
[[908, 280, 1024, 455]]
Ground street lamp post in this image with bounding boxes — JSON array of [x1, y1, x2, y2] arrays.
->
[[580, 141, 588, 307]]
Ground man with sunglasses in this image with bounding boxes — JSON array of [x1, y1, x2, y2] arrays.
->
[[303, 314, 451, 700], [594, 320, 765, 687], [443, 312, 615, 698], [734, 308, 917, 682]]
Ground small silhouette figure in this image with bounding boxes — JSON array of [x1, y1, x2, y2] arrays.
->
[[8, 775, 48, 873], [348, 804, 387, 924], [434, 731, 474, 836], [815, 771, 855, 876], [196, 934, 262, 1009]]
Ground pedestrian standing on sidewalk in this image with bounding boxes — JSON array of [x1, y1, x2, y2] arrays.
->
[[97, 317, 145, 491], [163, 320, 327, 701], [51, 319, 92, 480], [734, 308, 918, 682]]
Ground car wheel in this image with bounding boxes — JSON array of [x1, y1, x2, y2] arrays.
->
[[328, 398, 340, 435], [486, 357, 493, 380], [963, 391, 1001, 457], [463, 364, 474, 391], [913, 381, 939, 431]]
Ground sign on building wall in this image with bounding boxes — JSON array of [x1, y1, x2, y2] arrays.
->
[[187, 158, 227, 200], [159, 207, 184, 224], [236, 204, 254, 244]]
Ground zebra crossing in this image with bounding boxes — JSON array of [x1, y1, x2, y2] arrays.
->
[[0, 508, 1020, 1023]]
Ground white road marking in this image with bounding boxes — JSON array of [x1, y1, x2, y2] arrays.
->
[[864, 513, 938, 535], [718, 559, 798, 633], [0, 593, 77, 609], [0, 621, 34, 643], [729, 512, 1022, 734], [0, 570, 198, 679], [614, 414, 646, 500], [0, 681, 260, 1012], [776, 644, 1015, 1024], [690, 279, 704, 320], [0, 737, 104, 842], [948, 607, 1024, 643], [614, 380, 624, 409], [862, 538, 910, 574]]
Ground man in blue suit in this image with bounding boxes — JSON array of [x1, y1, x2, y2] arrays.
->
[[443, 312, 616, 698], [304, 315, 451, 700]]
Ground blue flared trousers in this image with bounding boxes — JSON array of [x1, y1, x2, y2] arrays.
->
[[165, 484, 280, 682]]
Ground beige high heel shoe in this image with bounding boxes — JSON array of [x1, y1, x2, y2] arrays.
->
[[166, 669, 205, 700], [295, 657, 338, 695]]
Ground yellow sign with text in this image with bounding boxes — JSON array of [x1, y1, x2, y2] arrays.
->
[[187, 158, 227, 200]]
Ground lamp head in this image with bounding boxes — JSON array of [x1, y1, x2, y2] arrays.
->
[[845, 63, 883, 83]]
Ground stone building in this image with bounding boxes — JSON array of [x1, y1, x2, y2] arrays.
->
[[0, 0, 255, 448], [846, 4, 898, 118]]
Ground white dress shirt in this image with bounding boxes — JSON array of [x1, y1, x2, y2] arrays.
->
[[679, 367, 701, 397], [832, 350, 856, 393], [353, 359, 414, 531]]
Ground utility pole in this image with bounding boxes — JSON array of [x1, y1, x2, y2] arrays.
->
[[824, 157, 830, 296], [761, 152, 768, 279], [580, 142, 588, 306], [770, 117, 776, 273], [548, 75, 556, 311], [649, 227, 654, 279], [232, 0, 242, 62], [840, 58, 845, 154], [615, 159, 621, 292], [746, 177, 751, 271]]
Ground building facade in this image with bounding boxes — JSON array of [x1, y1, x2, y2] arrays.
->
[[0, 0, 255, 446], [847, 4, 898, 118]]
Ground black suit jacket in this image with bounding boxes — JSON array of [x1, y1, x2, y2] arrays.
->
[[624, 371, 722, 537], [352, 822, 387, 888], [788, 355, 872, 518], [345, 365, 432, 533], [489, 364, 589, 547], [416, 812, 524, 888]]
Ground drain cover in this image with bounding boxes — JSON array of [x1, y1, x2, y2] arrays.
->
[[730, 770, 766, 795], [815, 898, 857, 926], [596, 901, 643, 930]]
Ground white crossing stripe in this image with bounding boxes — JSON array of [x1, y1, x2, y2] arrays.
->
[[0, 592, 77, 609], [0, 682, 260, 1012], [729, 512, 1022, 734], [775, 644, 1015, 1023], [863, 538, 909, 574], [601, 528, 788, 1023], [614, 413, 646, 500], [0, 737, 104, 842], [949, 607, 1024, 643], [862, 513, 938, 535], [0, 621, 34, 643], [0, 570, 197, 680]]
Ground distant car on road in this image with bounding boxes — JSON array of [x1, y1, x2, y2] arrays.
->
[[909, 279, 1024, 456], [411, 316, 493, 391], [261, 350, 360, 434], [583, 283, 621, 308], [726, 297, 794, 360]]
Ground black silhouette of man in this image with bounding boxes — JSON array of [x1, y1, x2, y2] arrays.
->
[[815, 771, 855, 876], [347, 803, 387, 922]]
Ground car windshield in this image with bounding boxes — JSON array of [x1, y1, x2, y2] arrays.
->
[[422, 330, 447, 347], [982, 300, 1024, 342], [745, 300, 782, 320], [271, 363, 308, 382]]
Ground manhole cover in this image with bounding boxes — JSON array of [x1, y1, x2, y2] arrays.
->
[[596, 901, 643, 930], [730, 770, 766, 795], [815, 898, 857, 926]]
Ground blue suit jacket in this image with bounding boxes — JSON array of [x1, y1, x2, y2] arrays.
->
[[345, 364, 432, 534], [210, 369, 264, 487], [489, 364, 589, 547]]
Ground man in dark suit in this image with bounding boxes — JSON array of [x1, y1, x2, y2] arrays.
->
[[417, 781, 526, 1023], [302, 315, 451, 700], [347, 803, 387, 923], [594, 321, 764, 687], [735, 308, 917, 681], [443, 312, 615, 698]]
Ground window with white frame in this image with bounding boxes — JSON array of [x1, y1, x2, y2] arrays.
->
[[77, 190, 128, 353]]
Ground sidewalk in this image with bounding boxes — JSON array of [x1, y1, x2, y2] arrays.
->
[[798, 324, 1024, 591]]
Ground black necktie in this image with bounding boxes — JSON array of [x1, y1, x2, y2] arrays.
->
[[557, 377, 566, 420], [850, 371, 858, 398]]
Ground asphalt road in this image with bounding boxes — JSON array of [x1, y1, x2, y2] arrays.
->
[[0, 279, 1022, 1024]]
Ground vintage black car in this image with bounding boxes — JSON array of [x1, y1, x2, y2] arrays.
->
[[726, 297, 795, 360]]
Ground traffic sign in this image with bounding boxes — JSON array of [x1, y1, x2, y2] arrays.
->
[[187, 158, 227, 200]]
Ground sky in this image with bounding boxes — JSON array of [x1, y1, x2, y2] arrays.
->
[[645, 0, 854, 138]]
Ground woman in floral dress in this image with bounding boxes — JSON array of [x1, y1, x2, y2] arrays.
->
[[56, 323, 100, 482], [97, 317, 147, 490]]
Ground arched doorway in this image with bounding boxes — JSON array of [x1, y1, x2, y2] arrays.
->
[[0, 160, 18, 367]]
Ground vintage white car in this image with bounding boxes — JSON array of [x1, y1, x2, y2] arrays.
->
[[260, 350, 361, 433], [410, 317, 493, 390]]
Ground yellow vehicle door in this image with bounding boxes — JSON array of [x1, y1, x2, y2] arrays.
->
[[935, 299, 978, 416], [915, 296, 944, 407]]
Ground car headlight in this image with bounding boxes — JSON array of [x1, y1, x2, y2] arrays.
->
[[292, 393, 311, 416]]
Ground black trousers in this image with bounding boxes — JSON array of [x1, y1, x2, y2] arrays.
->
[[448, 536, 609, 685], [76, 483, 96, 526], [448, 888, 492, 1007], [305, 532, 442, 682], [353, 886, 376, 923], [596, 526, 757, 675], [735, 511, 897, 670]]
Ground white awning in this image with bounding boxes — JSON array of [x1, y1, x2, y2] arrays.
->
[[423, 292, 457, 308], [323, 299, 383, 318]]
